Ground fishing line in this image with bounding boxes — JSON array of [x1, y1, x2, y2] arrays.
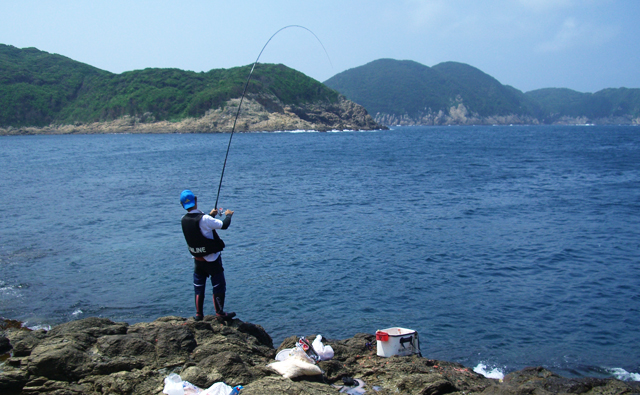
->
[[214, 25, 333, 211]]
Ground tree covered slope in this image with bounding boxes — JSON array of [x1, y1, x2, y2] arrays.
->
[[0, 44, 342, 129], [324, 58, 639, 125]]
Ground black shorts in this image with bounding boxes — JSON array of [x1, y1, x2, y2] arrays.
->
[[193, 255, 224, 277]]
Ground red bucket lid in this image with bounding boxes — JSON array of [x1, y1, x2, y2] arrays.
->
[[376, 331, 389, 341]]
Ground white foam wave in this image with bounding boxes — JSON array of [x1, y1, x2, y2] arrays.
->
[[0, 284, 22, 298], [270, 129, 320, 133], [72, 309, 83, 316], [473, 363, 505, 380], [25, 323, 52, 331], [266, 128, 383, 134], [607, 368, 640, 381]]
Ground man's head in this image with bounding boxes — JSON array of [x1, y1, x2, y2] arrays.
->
[[180, 190, 197, 210]]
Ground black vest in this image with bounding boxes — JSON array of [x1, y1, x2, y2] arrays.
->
[[181, 212, 225, 257]]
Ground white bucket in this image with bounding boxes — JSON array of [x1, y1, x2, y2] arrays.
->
[[375, 327, 420, 357]]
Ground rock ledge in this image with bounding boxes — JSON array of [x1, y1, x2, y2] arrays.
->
[[1, 316, 637, 394]]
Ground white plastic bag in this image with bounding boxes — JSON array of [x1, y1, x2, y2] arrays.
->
[[163, 373, 237, 395], [268, 354, 323, 379], [275, 348, 295, 361], [201, 382, 234, 395], [312, 335, 334, 361], [275, 346, 315, 363], [163, 373, 184, 395]]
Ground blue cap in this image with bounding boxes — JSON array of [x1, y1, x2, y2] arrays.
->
[[180, 190, 196, 209]]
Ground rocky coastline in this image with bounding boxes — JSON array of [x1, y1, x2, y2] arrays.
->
[[1, 316, 637, 395], [373, 104, 640, 126], [0, 95, 385, 136]]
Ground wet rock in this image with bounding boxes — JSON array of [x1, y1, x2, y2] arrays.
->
[[0, 318, 25, 330], [488, 367, 640, 395]]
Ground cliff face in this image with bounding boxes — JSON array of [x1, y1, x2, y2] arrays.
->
[[0, 94, 385, 135], [1, 316, 638, 395]]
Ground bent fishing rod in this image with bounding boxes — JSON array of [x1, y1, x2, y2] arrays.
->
[[213, 25, 332, 211]]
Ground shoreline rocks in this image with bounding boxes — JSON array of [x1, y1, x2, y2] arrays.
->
[[373, 104, 640, 126], [0, 95, 386, 136], [1, 316, 638, 394]]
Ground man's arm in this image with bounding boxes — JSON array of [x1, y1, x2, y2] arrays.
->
[[221, 211, 233, 229]]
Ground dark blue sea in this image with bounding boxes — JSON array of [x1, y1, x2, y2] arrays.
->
[[1, 125, 639, 381]]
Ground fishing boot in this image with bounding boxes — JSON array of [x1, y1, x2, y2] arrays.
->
[[194, 294, 204, 321], [213, 293, 236, 320]]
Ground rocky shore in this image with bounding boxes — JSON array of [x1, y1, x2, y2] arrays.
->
[[1, 316, 637, 395], [373, 104, 640, 126], [0, 95, 385, 136]]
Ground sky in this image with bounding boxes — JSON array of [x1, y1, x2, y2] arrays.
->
[[1, 0, 639, 93]]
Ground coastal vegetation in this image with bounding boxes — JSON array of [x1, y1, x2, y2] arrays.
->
[[0, 44, 340, 129], [2, 44, 639, 130]]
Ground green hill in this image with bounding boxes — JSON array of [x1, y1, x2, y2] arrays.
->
[[526, 87, 640, 122], [324, 58, 639, 125], [321, 59, 452, 117], [431, 61, 540, 117], [0, 44, 341, 129], [4, 45, 639, 129], [0, 45, 109, 126], [324, 59, 538, 123]]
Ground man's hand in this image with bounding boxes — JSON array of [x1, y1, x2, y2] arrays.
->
[[224, 209, 234, 216]]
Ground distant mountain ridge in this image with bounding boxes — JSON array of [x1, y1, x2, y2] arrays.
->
[[324, 59, 640, 125], [4, 44, 638, 132], [0, 44, 382, 134]]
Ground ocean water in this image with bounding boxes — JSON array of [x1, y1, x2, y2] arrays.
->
[[1, 125, 639, 380]]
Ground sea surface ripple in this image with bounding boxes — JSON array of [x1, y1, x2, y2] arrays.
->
[[1, 125, 638, 380]]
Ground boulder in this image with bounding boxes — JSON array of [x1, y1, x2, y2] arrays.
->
[[9, 330, 48, 357]]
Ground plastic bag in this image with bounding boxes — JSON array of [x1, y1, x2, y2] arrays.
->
[[163, 373, 185, 395], [163, 373, 202, 395], [162, 373, 240, 395], [312, 334, 334, 361], [268, 353, 323, 378], [275, 348, 295, 361], [201, 382, 235, 395], [275, 346, 314, 363]]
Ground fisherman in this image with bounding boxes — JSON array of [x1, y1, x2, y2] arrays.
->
[[180, 189, 236, 321]]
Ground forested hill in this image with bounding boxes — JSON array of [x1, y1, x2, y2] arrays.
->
[[324, 58, 640, 125], [525, 87, 640, 123], [0, 44, 381, 134]]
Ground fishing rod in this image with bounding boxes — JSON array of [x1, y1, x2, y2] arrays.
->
[[213, 25, 333, 212]]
